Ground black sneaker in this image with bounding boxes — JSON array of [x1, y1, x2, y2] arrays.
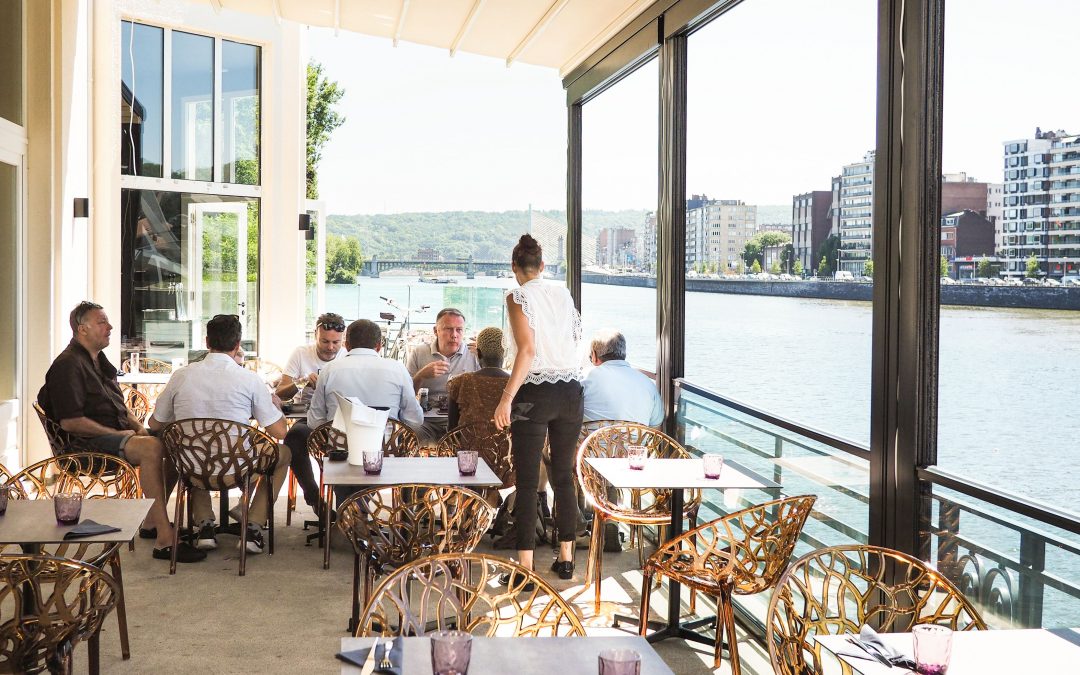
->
[[499, 571, 537, 592], [551, 560, 574, 580], [152, 542, 207, 563], [240, 526, 264, 554], [195, 521, 217, 550]]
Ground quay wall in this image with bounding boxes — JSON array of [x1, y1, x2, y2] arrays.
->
[[580, 273, 1080, 310]]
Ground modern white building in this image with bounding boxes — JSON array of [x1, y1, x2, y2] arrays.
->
[[837, 151, 875, 274], [1048, 133, 1080, 278], [685, 198, 756, 271], [1000, 132, 1057, 278]]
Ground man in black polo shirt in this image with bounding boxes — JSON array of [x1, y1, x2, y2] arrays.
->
[[37, 301, 205, 563]]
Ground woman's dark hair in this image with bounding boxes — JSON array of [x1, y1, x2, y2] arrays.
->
[[512, 234, 543, 271]]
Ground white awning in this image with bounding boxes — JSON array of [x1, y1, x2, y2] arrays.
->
[[197, 0, 655, 76]]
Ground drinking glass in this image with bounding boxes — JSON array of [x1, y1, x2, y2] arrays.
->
[[913, 624, 952, 675], [457, 450, 478, 476], [598, 649, 641, 675], [0, 485, 12, 515], [703, 454, 724, 479], [54, 491, 83, 525], [627, 445, 647, 470], [362, 449, 384, 474], [430, 630, 472, 675], [292, 376, 309, 403], [128, 351, 141, 374]]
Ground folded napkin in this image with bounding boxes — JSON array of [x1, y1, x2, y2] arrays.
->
[[859, 625, 918, 670], [335, 638, 403, 674], [63, 520, 122, 540]]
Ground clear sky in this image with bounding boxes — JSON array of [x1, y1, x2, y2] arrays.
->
[[309, 0, 1078, 216]]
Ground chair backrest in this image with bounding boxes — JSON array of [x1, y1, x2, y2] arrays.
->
[[356, 552, 586, 638], [576, 422, 701, 521], [436, 423, 514, 488], [337, 485, 493, 575], [307, 419, 420, 460], [119, 384, 152, 423], [0, 554, 121, 674], [306, 422, 346, 461], [121, 357, 172, 374], [9, 453, 141, 500], [160, 418, 279, 490], [32, 402, 97, 458], [0, 463, 26, 501], [767, 544, 987, 675], [243, 358, 284, 387]]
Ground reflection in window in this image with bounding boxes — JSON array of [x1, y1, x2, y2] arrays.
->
[[120, 189, 259, 360], [171, 31, 214, 181], [581, 60, 659, 371], [222, 40, 260, 185], [0, 0, 22, 126], [121, 21, 164, 177], [0, 163, 15, 399]]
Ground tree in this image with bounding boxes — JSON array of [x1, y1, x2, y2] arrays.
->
[[1025, 254, 1040, 279], [750, 259, 762, 274], [741, 231, 791, 269], [940, 254, 949, 277], [863, 260, 874, 278], [817, 256, 828, 276], [306, 62, 346, 200], [326, 234, 364, 283], [735, 259, 745, 274], [815, 235, 840, 276], [793, 259, 804, 276], [769, 260, 782, 275], [976, 257, 993, 278]]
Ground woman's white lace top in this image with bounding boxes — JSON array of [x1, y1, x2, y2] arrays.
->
[[506, 279, 583, 384]]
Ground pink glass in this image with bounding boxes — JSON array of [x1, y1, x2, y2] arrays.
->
[[703, 454, 724, 479], [627, 445, 647, 470], [430, 630, 472, 675], [598, 649, 641, 675], [913, 624, 952, 675], [457, 450, 478, 475], [362, 450, 384, 474], [54, 492, 83, 525]]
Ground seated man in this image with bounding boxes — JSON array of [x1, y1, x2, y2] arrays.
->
[[405, 307, 479, 441], [582, 329, 664, 426], [149, 314, 288, 554], [278, 313, 346, 516], [37, 301, 205, 563]]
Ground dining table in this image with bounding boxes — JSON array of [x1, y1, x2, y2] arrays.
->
[[0, 498, 153, 553], [584, 456, 781, 646]]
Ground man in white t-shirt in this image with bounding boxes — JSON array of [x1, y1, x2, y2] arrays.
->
[[279, 313, 346, 516]]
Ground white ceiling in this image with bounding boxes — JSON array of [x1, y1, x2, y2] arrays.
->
[[198, 0, 657, 76]]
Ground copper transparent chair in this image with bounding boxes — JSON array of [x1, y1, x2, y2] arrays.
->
[[356, 552, 586, 638], [118, 384, 151, 424], [120, 357, 171, 374], [6, 453, 143, 666], [577, 423, 702, 612], [243, 358, 284, 387], [639, 495, 817, 672], [336, 484, 493, 632], [767, 544, 987, 675], [160, 418, 281, 576], [435, 423, 513, 489], [0, 554, 121, 675], [32, 403, 98, 457]]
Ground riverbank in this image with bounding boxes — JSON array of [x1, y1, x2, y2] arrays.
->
[[580, 273, 1080, 310]]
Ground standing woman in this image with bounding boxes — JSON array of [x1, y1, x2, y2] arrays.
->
[[494, 234, 583, 579]]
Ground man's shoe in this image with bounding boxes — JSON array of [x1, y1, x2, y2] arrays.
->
[[240, 526, 264, 554], [550, 560, 574, 580], [195, 521, 217, 550], [139, 527, 157, 540], [498, 571, 537, 592], [152, 542, 207, 563]]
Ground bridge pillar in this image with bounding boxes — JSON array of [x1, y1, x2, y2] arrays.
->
[[370, 256, 380, 278], [466, 255, 475, 280]]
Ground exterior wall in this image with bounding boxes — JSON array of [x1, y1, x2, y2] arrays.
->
[[1048, 134, 1080, 277], [838, 151, 874, 274], [941, 179, 989, 215], [987, 182, 1004, 249], [1000, 134, 1054, 277], [792, 190, 831, 272]]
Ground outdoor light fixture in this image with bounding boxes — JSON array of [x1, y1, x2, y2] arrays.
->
[[298, 213, 311, 230], [304, 228, 315, 240], [73, 198, 89, 218]]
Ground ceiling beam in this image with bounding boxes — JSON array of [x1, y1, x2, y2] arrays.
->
[[506, 0, 572, 67], [209, 0, 223, 13], [559, 0, 655, 76], [271, 0, 282, 25], [394, 0, 411, 47], [450, 0, 485, 58], [334, 0, 341, 36]]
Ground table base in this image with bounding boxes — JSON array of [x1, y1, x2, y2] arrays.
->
[[613, 612, 718, 646]]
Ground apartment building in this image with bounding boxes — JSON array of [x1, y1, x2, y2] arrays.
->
[[685, 198, 756, 271], [596, 227, 638, 268], [792, 191, 833, 272], [1048, 133, 1080, 278], [999, 131, 1057, 277]]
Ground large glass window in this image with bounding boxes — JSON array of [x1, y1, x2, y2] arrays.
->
[[581, 60, 659, 371], [171, 31, 214, 181], [683, 0, 877, 445], [121, 21, 163, 177], [0, 0, 22, 125], [221, 40, 260, 185]]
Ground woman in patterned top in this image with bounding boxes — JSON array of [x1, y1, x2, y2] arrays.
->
[[447, 327, 509, 429]]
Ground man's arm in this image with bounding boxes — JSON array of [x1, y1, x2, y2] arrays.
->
[[127, 411, 149, 435], [398, 369, 424, 428], [274, 373, 298, 400], [60, 417, 134, 437], [307, 371, 328, 427], [264, 416, 288, 440]]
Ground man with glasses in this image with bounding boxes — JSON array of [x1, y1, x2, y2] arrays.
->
[[406, 307, 480, 441], [279, 313, 347, 517]]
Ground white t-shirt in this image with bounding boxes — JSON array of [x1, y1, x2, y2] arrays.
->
[[283, 344, 345, 380]]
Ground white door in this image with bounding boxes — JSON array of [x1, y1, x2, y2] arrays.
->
[[187, 201, 249, 348]]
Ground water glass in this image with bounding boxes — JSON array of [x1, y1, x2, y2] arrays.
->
[[0, 485, 12, 515], [627, 445, 647, 470], [598, 649, 641, 675], [54, 492, 83, 525], [128, 351, 141, 374], [362, 450, 384, 474], [457, 450, 478, 475], [430, 630, 472, 675], [703, 454, 724, 479], [913, 624, 952, 675]]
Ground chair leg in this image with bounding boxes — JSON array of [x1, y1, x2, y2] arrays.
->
[[719, 586, 740, 674], [351, 554, 362, 633], [286, 470, 297, 526], [170, 484, 186, 575], [239, 478, 251, 576], [638, 569, 654, 636], [267, 475, 275, 555], [593, 517, 605, 614], [88, 586, 100, 675], [109, 554, 131, 659]]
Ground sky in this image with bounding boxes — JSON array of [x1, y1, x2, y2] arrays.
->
[[309, 0, 1079, 217]]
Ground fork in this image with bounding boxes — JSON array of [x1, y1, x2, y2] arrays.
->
[[379, 638, 394, 670]]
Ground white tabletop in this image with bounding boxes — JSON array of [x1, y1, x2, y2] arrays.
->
[[117, 373, 171, 385], [584, 457, 780, 490], [815, 628, 1080, 674], [339, 636, 674, 674], [322, 456, 501, 489], [0, 499, 152, 545]]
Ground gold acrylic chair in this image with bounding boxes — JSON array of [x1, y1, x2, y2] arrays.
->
[[336, 484, 493, 632], [32, 403, 98, 457], [639, 494, 817, 672], [7, 453, 143, 667], [118, 384, 151, 424], [435, 423, 514, 489], [120, 357, 172, 374], [767, 544, 987, 675], [577, 423, 702, 612], [0, 555, 121, 675], [356, 552, 586, 638], [160, 418, 281, 576]]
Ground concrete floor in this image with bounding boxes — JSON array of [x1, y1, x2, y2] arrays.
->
[[73, 496, 775, 674]]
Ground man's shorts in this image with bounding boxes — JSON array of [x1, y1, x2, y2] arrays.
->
[[82, 432, 133, 459]]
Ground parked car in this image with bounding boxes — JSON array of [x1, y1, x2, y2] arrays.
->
[[834, 271, 854, 281], [1061, 275, 1080, 286]]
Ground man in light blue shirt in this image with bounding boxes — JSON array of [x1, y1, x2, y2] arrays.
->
[[582, 329, 664, 426], [308, 319, 424, 430]]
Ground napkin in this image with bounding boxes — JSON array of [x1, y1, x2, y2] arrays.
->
[[859, 625, 918, 670], [62, 520, 122, 539], [335, 638, 403, 674]]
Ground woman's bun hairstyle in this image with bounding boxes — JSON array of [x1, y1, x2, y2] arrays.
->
[[512, 234, 543, 271]]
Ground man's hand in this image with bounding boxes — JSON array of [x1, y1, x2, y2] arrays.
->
[[306, 372, 319, 388], [271, 394, 285, 410], [418, 360, 450, 380], [467, 339, 477, 356], [119, 429, 137, 438]]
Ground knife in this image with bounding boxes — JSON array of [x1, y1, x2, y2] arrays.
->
[[846, 636, 893, 668], [360, 636, 380, 675]]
